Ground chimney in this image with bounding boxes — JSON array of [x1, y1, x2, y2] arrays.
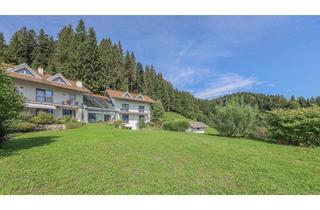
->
[[76, 81, 83, 88], [37, 67, 44, 75]]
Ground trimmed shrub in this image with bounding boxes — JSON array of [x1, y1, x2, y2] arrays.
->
[[213, 99, 258, 137], [12, 121, 36, 132], [266, 107, 320, 146], [31, 111, 59, 125], [162, 120, 190, 132]]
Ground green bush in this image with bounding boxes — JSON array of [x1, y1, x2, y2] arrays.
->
[[62, 116, 83, 129], [112, 120, 123, 128], [137, 118, 146, 129], [31, 111, 59, 125], [266, 107, 320, 146], [12, 121, 36, 132], [213, 99, 258, 137], [162, 120, 190, 132]]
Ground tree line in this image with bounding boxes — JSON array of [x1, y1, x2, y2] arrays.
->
[[0, 19, 318, 126]]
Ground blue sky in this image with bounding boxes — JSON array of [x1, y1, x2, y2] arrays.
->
[[0, 16, 319, 99]]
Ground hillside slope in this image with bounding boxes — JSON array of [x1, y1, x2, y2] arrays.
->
[[1, 124, 319, 194]]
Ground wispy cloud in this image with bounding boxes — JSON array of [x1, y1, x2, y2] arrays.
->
[[195, 73, 259, 99], [175, 40, 196, 64]]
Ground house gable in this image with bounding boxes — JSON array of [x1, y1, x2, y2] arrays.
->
[[8, 64, 41, 79], [122, 91, 133, 98], [136, 94, 144, 100], [47, 73, 71, 86]]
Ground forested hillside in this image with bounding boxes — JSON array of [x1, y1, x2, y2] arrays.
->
[[0, 19, 319, 126]]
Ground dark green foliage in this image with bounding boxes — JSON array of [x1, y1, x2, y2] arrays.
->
[[162, 120, 190, 132], [137, 118, 146, 129], [266, 107, 320, 146], [31, 29, 54, 68], [0, 32, 6, 62], [151, 100, 165, 121], [11, 121, 36, 132], [48, 25, 74, 74], [31, 111, 59, 125], [213, 99, 258, 137], [0, 66, 24, 144], [5, 27, 36, 65]]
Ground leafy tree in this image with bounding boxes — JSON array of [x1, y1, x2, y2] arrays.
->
[[0, 66, 24, 145], [213, 98, 258, 137], [5, 27, 36, 65], [32, 29, 54, 68]]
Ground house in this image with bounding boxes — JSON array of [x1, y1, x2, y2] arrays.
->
[[105, 89, 155, 130], [6, 64, 91, 122], [186, 122, 209, 134], [6, 64, 156, 129], [82, 94, 117, 123]]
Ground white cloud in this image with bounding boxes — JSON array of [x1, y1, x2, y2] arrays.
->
[[195, 73, 259, 99]]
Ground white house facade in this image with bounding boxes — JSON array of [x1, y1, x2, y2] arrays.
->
[[106, 89, 155, 130], [6, 64, 155, 129], [6, 64, 91, 122]]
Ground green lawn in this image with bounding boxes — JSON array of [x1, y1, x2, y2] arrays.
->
[[1, 124, 320, 194]]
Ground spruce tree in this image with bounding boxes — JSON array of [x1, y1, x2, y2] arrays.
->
[[82, 27, 100, 93], [5, 27, 36, 65], [124, 51, 137, 92], [31, 29, 54, 68], [48, 25, 74, 75], [0, 32, 6, 63]]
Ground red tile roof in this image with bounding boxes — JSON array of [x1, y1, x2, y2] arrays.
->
[[6, 65, 91, 93], [106, 89, 155, 103]]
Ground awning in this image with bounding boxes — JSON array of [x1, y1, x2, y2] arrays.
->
[[25, 103, 57, 110]]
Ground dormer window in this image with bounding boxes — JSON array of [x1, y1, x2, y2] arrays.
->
[[123, 92, 132, 98], [8, 64, 42, 79], [47, 73, 71, 86], [53, 77, 67, 84], [15, 68, 35, 76], [136, 94, 144, 100]]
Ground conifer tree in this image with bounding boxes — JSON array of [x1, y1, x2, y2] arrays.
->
[[31, 29, 54, 68], [0, 32, 6, 63], [5, 27, 36, 65], [48, 25, 74, 74]]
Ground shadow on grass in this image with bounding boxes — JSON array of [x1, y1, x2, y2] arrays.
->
[[205, 133, 278, 145], [0, 135, 59, 157]]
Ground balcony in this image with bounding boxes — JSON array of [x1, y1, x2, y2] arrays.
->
[[36, 96, 53, 103], [61, 99, 79, 106], [121, 108, 129, 112]]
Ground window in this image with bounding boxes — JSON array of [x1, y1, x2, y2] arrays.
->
[[88, 113, 96, 123], [63, 109, 76, 118], [16, 68, 34, 76], [139, 115, 145, 122], [69, 94, 76, 101], [36, 89, 53, 103], [53, 77, 67, 84], [139, 106, 145, 113], [122, 114, 129, 123], [36, 109, 53, 115], [121, 104, 129, 112], [104, 114, 110, 122]]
